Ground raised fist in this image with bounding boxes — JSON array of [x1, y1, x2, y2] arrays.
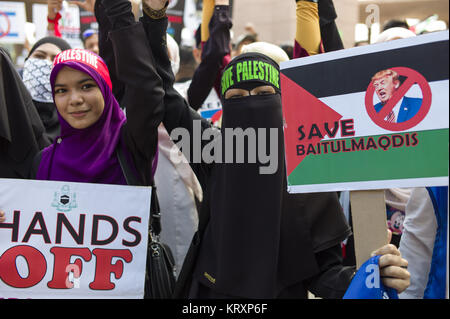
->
[[47, 0, 63, 19]]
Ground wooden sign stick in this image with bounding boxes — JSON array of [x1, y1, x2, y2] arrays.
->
[[350, 190, 388, 269]]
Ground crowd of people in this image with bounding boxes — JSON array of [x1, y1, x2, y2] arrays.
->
[[0, 0, 447, 299]]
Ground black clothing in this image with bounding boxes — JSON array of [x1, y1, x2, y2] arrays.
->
[[107, 21, 164, 186], [318, 0, 344, 51], [141, 15, 354, 299], [187, 5, 232, 110], [33, 101, 60, 143], [140, 14, 212, 189], [92, 0, 162, 187], [94, 0, 130, 106], [0, 47, 50, 179]]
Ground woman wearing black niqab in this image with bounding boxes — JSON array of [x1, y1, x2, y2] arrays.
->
[[0, 47, 50, 179], [179, 52, 354, 298], [136, 9, 358, 298], [170, 50, 408, 298]]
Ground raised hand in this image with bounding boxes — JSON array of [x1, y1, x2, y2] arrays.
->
[[47, 0, 63, 19]]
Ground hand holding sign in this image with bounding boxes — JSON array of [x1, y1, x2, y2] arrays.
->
[[0, 210, 4, 223], [370, 238, 410, 294]]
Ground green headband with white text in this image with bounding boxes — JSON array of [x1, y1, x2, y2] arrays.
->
[[221, 53, 281, 98]]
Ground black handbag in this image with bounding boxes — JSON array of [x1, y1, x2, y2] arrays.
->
[[116, 145, 176, 299], [144, 189, 177, 299]]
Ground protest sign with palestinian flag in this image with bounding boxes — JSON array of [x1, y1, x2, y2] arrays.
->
[[281, 31, 449, 193]]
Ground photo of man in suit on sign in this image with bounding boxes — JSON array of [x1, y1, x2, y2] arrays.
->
[[372, 69, 422, 123]]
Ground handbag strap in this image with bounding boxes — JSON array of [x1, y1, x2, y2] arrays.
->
[[116, 143, 161, 237], [150, 186, 162, 237]]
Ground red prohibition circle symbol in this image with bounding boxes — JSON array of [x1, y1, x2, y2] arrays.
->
[[365, 67, 432, 131], [0, 11, 11, 39]]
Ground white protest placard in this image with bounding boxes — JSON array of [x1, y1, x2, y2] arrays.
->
[[0, 1, 26, 44], [281, 31, 449, 194], [32, 4, 48, 41], [33, 1, 83, 49], [0, 178, 151, 299], [280, 31, 449, 268]]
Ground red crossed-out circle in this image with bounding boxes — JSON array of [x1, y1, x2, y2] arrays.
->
[[0, 11, 11, 39], [365, 67, 432, 131]]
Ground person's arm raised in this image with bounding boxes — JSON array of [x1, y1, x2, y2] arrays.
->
[[99, 0, 165, 184], [140, 0, 216, 185], [187, 0, 232, 110], [294, 0, 322, 58], [47, 0, 62, 35]]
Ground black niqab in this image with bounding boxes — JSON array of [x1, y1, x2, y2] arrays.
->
[[33, 100, 60, 142], [0, 47, 50, 178]]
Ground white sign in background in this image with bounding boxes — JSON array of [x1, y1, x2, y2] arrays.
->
[[33, 1, 83, 49], [0, 178, 151, 299], [0, 1, 26, 44]]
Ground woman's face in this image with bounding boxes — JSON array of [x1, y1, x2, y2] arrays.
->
[[53, 66, 105, 129], [29, 43, 61, 63]]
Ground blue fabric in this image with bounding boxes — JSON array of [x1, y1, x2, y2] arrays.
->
[[374, 96, 422, 123], [82, 29, 97, 40], [424, 186, 448, 299], [343, 255, 399, 299]]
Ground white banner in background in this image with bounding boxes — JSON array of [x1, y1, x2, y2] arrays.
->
[[0, 178, 151, 299], [0, 1, 26, 44], [33, 2, 83, 49]]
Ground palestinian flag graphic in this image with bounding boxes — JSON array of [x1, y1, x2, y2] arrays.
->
[[281, 31, 449, 193]]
